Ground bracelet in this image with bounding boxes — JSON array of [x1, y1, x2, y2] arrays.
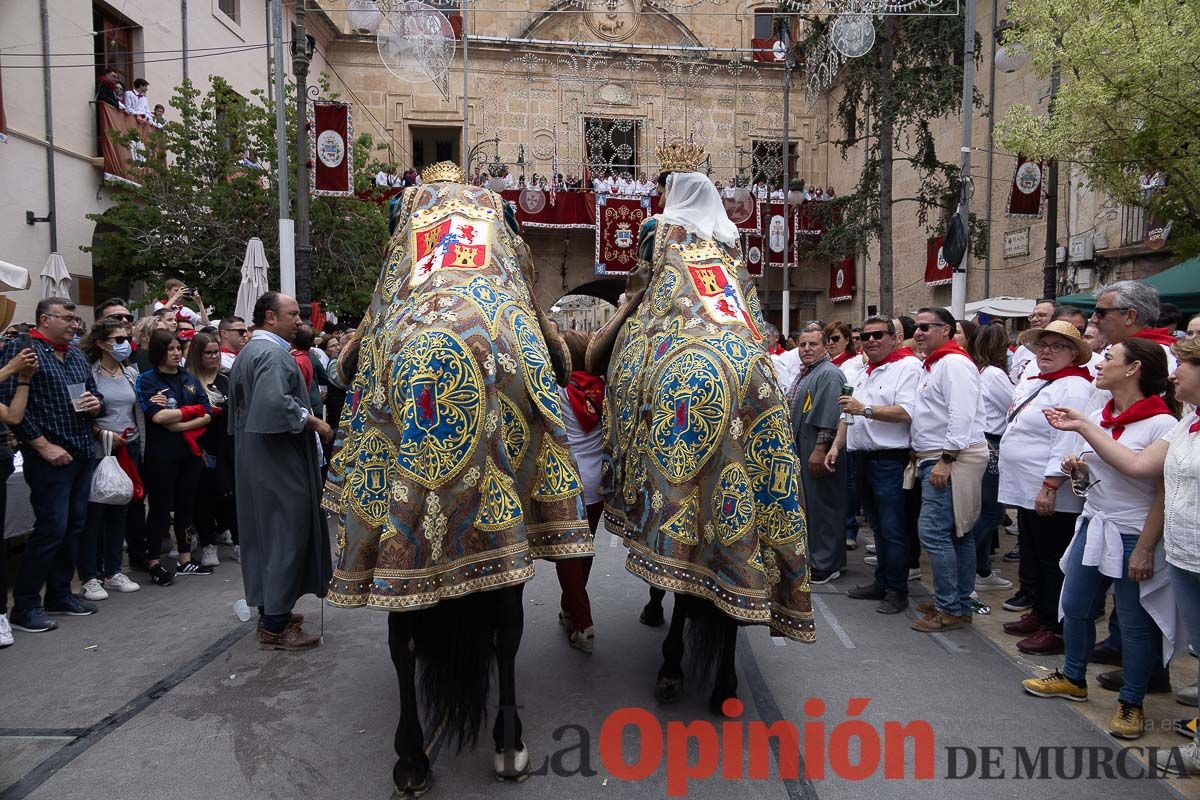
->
[[1041, 481, 1060, 493], [16, 381, 30, 387]]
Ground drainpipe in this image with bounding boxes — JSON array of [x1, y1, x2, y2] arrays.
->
[[40, 0, 58, 252], [181, 0, 189, 83]]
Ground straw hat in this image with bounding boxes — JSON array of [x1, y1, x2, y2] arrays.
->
[[1018, 320, 1091, 367]]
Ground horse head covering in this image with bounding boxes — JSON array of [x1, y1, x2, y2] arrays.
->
[[659, 172, 739, 247]]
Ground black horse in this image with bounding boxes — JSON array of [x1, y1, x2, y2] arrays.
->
[[388, 585, 530, 796], [641, 587, 739, 715]]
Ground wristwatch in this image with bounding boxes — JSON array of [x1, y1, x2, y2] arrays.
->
[[863, 406, 874, 419], [940, 452, 958, 464]]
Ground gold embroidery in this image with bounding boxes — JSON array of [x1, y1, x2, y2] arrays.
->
[[661, 489, 699, 546], [345, 428, 398, 529], [532, 437, 583, 502], [712, 463, 755, 546], [423, 492, 448, 562], [475, 456, 524, 531]]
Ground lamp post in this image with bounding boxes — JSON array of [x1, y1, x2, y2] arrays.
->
[[951, 0, 977, 321], [271, 0, 294, 299], [778, 19, 794, 337], [294, 0, 314, 317]]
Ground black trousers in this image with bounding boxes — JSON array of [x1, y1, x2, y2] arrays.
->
[[1019, 507, 1079, 633], [143, 454, 204, 560], [0, 453, 13, 614], [194, 456, 237, 547]]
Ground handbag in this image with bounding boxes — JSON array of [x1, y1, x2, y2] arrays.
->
[[90, 430, 134, 505]]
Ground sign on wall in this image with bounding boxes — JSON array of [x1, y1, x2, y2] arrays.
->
[[1004, 227, 1030, 258]]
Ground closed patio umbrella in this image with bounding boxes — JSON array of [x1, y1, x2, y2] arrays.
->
[[39, 253, 70, 299], [234, 238, 271, 323]]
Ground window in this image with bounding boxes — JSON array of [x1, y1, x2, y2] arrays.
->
[[217, 0, 239, 23], [584, 117, 639, 178], [754, 10, 775, 39], [93, 5, 136, 88], [750, 139, 798, 186]]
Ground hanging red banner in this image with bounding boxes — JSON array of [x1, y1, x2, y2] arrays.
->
[[98, 102, 154, 186], [925, 236, 952, 286], [594, 194, 652, 275], [309, 100, 353, 197], [759, 202, 799, 268], [743, 233, 764, 276], [1006, 155, 1045, 218], [829, 257, 855, 302]]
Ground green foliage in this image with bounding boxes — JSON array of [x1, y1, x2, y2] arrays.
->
[[998, 0, 1200, 256], [797, 14, 986, 264], [85, 75, 392, 319]]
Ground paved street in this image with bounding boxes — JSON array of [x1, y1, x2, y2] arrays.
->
[[2, 529, 1198, 800]]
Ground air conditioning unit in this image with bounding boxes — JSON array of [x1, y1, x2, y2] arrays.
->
[[1069, 234, 1094, 263]]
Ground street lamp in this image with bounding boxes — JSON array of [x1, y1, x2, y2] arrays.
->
[[776, 17, 795, 336]]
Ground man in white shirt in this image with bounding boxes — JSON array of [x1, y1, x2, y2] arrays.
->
[[1010, 299, 1055, 381], [593, 172, 612, 194], [122, 78, 151, 118], [616, 173, 634, 195], [827, 316, 921, 614], [909, 307, 988, 633], [153, 279, 210, 327], [218, 315, 249, 370]]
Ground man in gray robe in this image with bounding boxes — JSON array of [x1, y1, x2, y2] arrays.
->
[[790, 327, 848, 584], [229, 292, 333, 650]]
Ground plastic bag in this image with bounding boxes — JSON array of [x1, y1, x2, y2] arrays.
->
[[90, 430, 134, 505]]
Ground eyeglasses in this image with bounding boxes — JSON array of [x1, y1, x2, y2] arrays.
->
[[45, 313, 80, 324], [829, 335, 843, 342], [106, 336, 130, 344], [203, 349, 221, 357], [226, 328, 249, 336], [1092, 306, 1129, 318], [106, 314, 134, 322], [1032, 340, 1072, 353], [862, 330, 890, 341], [915, 322, 949, 332]]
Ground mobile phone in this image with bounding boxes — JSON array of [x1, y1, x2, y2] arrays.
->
[[16, 332, 33, 352]]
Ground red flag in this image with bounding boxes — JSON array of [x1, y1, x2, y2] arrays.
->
[[925, 236, 952, 286], [310, 100, 353, 197], [829, 257, 855, 302]]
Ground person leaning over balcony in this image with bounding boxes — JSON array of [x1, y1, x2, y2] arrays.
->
[[997, 321, 1096, 654], [1024, 339, 1178, 740], [2, 299, 104, 634], [1044, 335, 1200, 772], [908, 307, 988, 633], [123, 78, 151, 119]]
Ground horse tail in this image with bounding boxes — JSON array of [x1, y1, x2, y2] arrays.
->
[[684, 596, 729, 685], [415, 592, 497, 752]]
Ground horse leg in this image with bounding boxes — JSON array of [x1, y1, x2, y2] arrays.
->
[[708, 616, 740, 717], [640, 586, 667, 627], [655, 593, 690, 703], [492, 585, 531, 782], [388, 611, 432, 797]]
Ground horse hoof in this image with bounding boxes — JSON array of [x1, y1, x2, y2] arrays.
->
[[494, 744, 532, 782], [393, 760, 433, 798], [639, 604, 665, 627], [655, 673, 685, 704]]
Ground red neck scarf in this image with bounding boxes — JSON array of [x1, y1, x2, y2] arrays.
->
[[866, 348, 912, 376], [1100, 394, 1171, 440], [922, 341, 970, 371], [1132, 327, 1178, 346], [769, 344, 785, 356], [566, 372, 605, 433], [1027, 365, 1093, 383], [219, 346, 238, 356], [831, 350, 853, 367], [1189, 411, 1200, 435], [30, 329, 69, 354]]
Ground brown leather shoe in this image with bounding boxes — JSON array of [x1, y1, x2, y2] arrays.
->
[[1017, 628, 1064, 655], [1003, 611, 1042, 636], [257, 612, 305, 629], [911, 611, 968, 633], [257, 622, 320, 651], [916, 601, 937, 617]]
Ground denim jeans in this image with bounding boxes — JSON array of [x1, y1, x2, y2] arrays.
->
[[1169, 565, 1200, 744], [1061, 521, 1157, 705], [845, 455, 860, 542], [12, 449, 95, 614], [855, 453, 910, 595], [971, 441, 1003, 576], [917, 460, 976, 616]]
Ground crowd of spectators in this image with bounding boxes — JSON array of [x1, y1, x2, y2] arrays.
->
[[769, 283, 1200, 768], [0, 283, 351, 649]]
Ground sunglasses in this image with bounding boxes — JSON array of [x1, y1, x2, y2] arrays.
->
[[862, 330, 890, 341], [107, 314, 135, 322], [829, 335, 844, 342], [1091, 307, 1129, 317], [915, 322, 949, 332], [106, 336, 131, 344]]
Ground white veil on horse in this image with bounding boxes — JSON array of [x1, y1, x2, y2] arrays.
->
[[658, 172, 739, 247]]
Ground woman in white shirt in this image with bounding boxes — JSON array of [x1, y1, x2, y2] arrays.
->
[[1023, 338, 1177, 739], [997, 321, 1096, 653], [968, 323, 1015, 590], [1045, 336, 1200, 772], [555, 331, 604, 654]]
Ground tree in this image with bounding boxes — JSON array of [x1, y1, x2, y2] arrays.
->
[[998, 0, 1200, 257], [86, 75, 392, 320], [796, 13, 984, 315]]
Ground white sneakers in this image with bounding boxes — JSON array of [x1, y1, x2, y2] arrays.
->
[[200, 545, 220, 567], [908, 567, 923, 581], [82, 579, 109, 601], [0, 613, 13, 648], [1154, 742, 1200, 775], [232, 545, 240, 562], [217, 530, 235, 546], [106, 573, 140, 593], [976, 571, 1014, 590]]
